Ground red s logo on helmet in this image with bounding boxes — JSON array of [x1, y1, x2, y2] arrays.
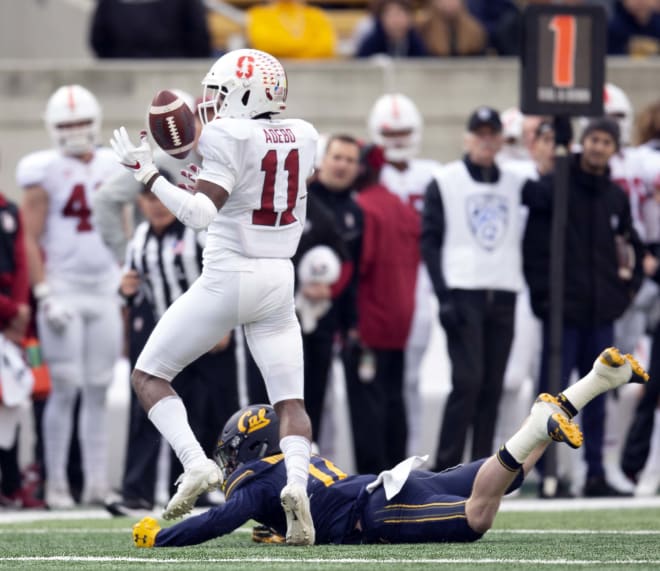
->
[[236, 55, 255, 79]]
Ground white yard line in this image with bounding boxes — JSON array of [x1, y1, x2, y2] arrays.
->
[[0, 556, 659, 566]]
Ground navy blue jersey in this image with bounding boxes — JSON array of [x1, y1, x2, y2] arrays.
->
[[155, 456, 523, 546]]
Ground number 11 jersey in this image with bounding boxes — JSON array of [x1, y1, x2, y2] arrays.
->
[[197, 117, 318, 264]]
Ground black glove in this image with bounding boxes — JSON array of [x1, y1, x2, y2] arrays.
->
[[553, 115, 573, 148], [438, 291, 463, 330]]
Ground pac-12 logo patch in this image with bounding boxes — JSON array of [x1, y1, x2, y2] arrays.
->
[[466, 194, 509, 251]]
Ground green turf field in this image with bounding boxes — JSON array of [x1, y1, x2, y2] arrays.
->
[[1, 506, 659, 571]]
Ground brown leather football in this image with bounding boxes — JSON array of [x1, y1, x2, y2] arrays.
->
[[148, 90, 196, 159]]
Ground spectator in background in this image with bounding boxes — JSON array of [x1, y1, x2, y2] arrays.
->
[[343, 144, 420, 474], [464, 0, 519, 54], [637, 98, 660, 150], [523, 117, 644, 497], [417, 0, 487, 57], [0, 186, 44, 509], [608, 0, 660, 56], [90, 0, 212, 58], [18, 85, 124, 509], [246, 0, 336, 58], [422, 107, 531, 472], [356, 0, 429, 58], [367, 93, 440, 456]]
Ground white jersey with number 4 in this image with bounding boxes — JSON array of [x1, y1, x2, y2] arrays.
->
[[197, 117, 318, 265], [15, 147, 121, 291]]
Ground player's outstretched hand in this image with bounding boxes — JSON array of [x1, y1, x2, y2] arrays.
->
[[178, 163, 200, 192], [110, 127, 159, 185]]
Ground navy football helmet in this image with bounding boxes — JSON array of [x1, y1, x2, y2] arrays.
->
[[214, 404, 281, 478]]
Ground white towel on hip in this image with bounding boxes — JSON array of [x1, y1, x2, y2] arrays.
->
[[365, 455, 429, 500]]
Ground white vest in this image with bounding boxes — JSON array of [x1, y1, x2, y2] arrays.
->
[[434, 160, 525, 292]]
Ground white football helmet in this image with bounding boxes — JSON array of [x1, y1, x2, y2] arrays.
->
[[368, 93, 422, 162], [44, 85, 101, 155], [604, 83, 633, 145], [198, 49, 288, 123]]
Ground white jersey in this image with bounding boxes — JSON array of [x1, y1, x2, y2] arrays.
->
[[379, 158, 440, 214], [609, 145, 660, 241], [16, 147, 121, 291], [196, 117, 318, 266]]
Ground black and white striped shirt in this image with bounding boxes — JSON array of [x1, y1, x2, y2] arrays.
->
[[125, 219, 205, 319]]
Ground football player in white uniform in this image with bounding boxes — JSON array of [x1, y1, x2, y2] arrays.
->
[[18, 85, 124, 509], [110, 49, 318, 545], [367, 93, 440, 456]]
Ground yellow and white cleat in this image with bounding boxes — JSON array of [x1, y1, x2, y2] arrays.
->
[[595, 347, 650, 389], [532, 394, 583, 449]]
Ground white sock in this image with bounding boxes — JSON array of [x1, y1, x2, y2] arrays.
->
[[504, 423, 544, 464], [280, 435, 311, 488], [148, 396, 206, 470], [562, 370, 610, 411]]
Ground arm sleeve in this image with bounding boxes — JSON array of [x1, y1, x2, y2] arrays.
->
[[150, 177, 218, 230], [420, 179, 449, 300], [155, 491, 254, 547], [92, 169, 142, 263]]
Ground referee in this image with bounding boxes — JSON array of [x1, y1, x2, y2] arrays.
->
[[106, 182, 239, 516]]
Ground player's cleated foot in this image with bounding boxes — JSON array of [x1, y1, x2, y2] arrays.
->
[[593, 347, 650, 389], [162, 459, 223, 520], [530, 394, 583, 449], [252, 524, 286, 544], [280, 483, 315, 546], [547, 412, 583, 449], [133, 516, 160, 548], [535, 393, 575, 419]]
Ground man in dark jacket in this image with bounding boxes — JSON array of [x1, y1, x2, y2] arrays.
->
[[523, 117, 644, 497]]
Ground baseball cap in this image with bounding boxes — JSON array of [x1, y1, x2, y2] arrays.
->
[[467, 106, 502, 133]]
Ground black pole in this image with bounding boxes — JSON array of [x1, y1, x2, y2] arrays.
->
[[541, 135, 569, 497]]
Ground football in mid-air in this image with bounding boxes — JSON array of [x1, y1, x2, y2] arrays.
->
[[148, 90, 196, 159]]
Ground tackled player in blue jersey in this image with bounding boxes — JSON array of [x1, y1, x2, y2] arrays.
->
[[133, 347, 648, 547]]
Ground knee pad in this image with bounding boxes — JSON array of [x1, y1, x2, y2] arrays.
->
[[48, 362, 82, 390]]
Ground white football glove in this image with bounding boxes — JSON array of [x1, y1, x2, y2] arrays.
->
[[110, 127, 159, 185], [33, 283, 73, 334]]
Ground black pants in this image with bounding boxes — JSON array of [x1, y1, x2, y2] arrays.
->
[[0, 432, 20, 496], [433, 289, 515, 471], [247, 329, 334, 443], [344, 345, 407, 474], [122, 300, 239, 504], [621, 321, 660, 479]]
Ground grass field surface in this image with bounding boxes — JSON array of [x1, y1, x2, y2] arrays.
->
[[1, 500, 660, 571]]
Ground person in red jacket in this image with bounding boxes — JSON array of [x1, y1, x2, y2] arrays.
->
[[344, 145, 420, 473], [0, 189, 43, 508]]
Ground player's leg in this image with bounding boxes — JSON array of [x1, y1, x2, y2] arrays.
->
[[39, 297, 84, 509], [79, 294, 122, 505], [133, 276, 238, 519], [243, 258, 314, 545], [466, 399, 583, 533], [466, 347, 649, 533]]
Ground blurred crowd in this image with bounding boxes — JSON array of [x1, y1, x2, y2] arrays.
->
[[88, 0, 660, 59]]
